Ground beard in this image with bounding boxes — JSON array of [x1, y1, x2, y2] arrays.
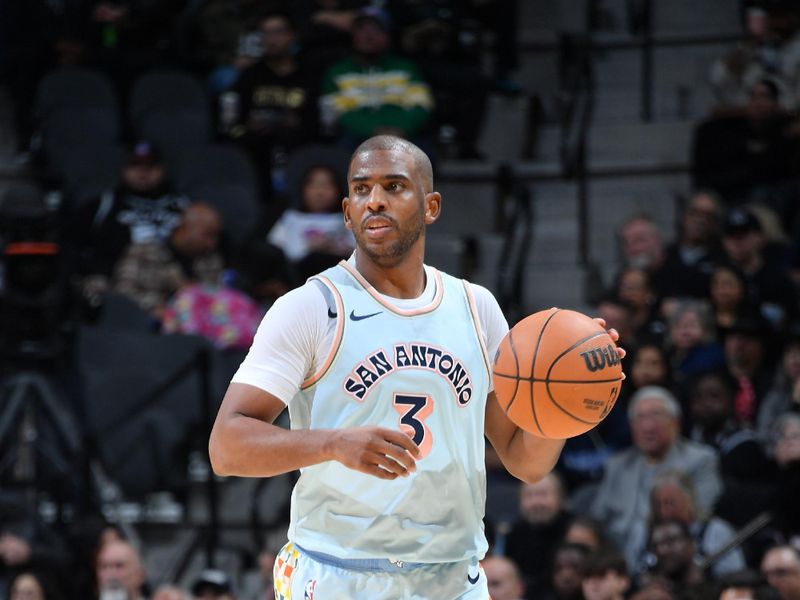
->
[[354, 209, 425, 267]]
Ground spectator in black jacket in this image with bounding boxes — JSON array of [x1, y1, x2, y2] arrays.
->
[[70, 140, 190, 296]]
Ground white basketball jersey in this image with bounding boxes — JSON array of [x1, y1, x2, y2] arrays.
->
[[287, 261, 492, 563]]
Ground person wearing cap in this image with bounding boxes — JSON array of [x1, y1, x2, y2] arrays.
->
[[319, 6, 434, 147], [190, 569, 234, 600], [70, 140, 191, 296], [722, 207, 796, 328]]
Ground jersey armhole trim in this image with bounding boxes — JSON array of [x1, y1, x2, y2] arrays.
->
[[462, 280, 493, 380], [300, 275, 345, 390], [338, 260, 444, 316]]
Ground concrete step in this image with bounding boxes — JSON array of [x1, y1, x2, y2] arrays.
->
[[588, 120, 694, 164]]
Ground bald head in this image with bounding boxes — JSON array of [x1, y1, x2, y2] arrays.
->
[[349, 135, 433, 193]]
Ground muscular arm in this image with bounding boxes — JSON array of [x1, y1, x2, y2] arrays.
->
[[484, 391, 565, 484], [209, 383, 419, 479]]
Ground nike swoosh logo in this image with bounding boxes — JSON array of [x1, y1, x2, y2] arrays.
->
[[349, 310, 381, 322], [467, 572, 480, 585], [327, 308, 337, 318]]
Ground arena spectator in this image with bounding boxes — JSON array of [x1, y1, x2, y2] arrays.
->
[[581, 552, 630, 600], [563, 516, 613, 555], [70, 140, 191, 291], [591, 386, 722, 568], [629, 343, 674, 395], [709, 264, 753, 339], [640, 520, 714, 599], [721, 208, 796, 328], [629, 471, 746, 580], [389, 0, 491, 159], [723, 315, 776, 426], [618, 215, 666, 277], [504, 472, 573, 596], [659, 191, 726, 300], [692, 80, 798, 208], [612, 267, 666, 343], [665, 299, 725, 384], [483, 555, 526, 600], [111, 202, 224, 318], [188, 0, 265, 93], [295, 0, 361, 71], [190, 569, 234, 600], [710, 4, 800, 111], [768, 414, 800, 545], [0, 491, 69, 595], [6, 571, 65, 600], [319, 6, 434, 149], [717, 569, 781, 600], [538, 542, 591, 600], [95, 540, 148, 600], [761, 545, 800, 600], [228, 11, 321, 199], [758, 330, 800, 440], [239, 163, 354, 298]]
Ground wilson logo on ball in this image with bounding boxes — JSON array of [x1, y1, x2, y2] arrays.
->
[[579, 345, 620, 372]]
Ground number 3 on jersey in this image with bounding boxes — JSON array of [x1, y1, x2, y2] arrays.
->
[[393, 393, 434, 459]]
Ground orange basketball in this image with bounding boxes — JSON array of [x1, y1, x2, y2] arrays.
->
[[493, 308, 624, 439]]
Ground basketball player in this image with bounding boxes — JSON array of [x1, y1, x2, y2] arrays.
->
[[209, 135, 624, 599]]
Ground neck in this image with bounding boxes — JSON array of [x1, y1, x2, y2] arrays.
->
[[354, 246, 426, 298]]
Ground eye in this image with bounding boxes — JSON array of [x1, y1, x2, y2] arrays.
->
[[387, 181, 404, 192], [353, 183, 368, 195]]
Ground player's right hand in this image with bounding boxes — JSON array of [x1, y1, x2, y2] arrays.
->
[[327, 426, 420, 480]]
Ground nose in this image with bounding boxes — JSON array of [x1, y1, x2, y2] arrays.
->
[[365, 184, 387, 212]]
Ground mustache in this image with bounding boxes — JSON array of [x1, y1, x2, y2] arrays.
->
[[361, 214, 398, 229]]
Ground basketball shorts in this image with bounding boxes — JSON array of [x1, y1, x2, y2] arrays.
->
[[273, 541, 489, 600]]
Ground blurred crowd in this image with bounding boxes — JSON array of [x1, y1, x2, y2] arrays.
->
[[4, 0, 800, 599]]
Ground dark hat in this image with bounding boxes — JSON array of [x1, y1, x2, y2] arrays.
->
[[354, 6, 392, 30], [724, 208, 761, 236], [191, 569, 232, 596], [127, 140, 162, 166]]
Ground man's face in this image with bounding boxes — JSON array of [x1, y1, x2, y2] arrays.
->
[[724, 333, 764, 374], [690, 375, 732, 429], [582, 570, 629, 600], [96, 542, 145, 599], [682, 194, 719, 244], [651, 484, 693, 523], [352, 19, 390, 56], [650, 523, 694, 578], [344, 149, 434, 267], [747, 82, 779, 120], [483, 557, 524, 600], [723, 231, 762, 265], [761, 547, 800, 600], [123, 162, 165, 193], [620, 220, 662, 269], [260, 16, 294, 57], [519, 474, 561, 524], [552, 548, 587, 599], [630, 397, 678, 460]]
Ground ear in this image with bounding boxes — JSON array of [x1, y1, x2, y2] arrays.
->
[[342, 197, 352, 230], [424, 192, 441, 225]]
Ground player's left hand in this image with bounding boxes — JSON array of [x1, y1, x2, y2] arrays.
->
[[593, 318, 626, 377]]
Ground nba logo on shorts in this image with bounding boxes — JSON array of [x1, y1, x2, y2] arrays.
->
[[304, 579, 316, 599]]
